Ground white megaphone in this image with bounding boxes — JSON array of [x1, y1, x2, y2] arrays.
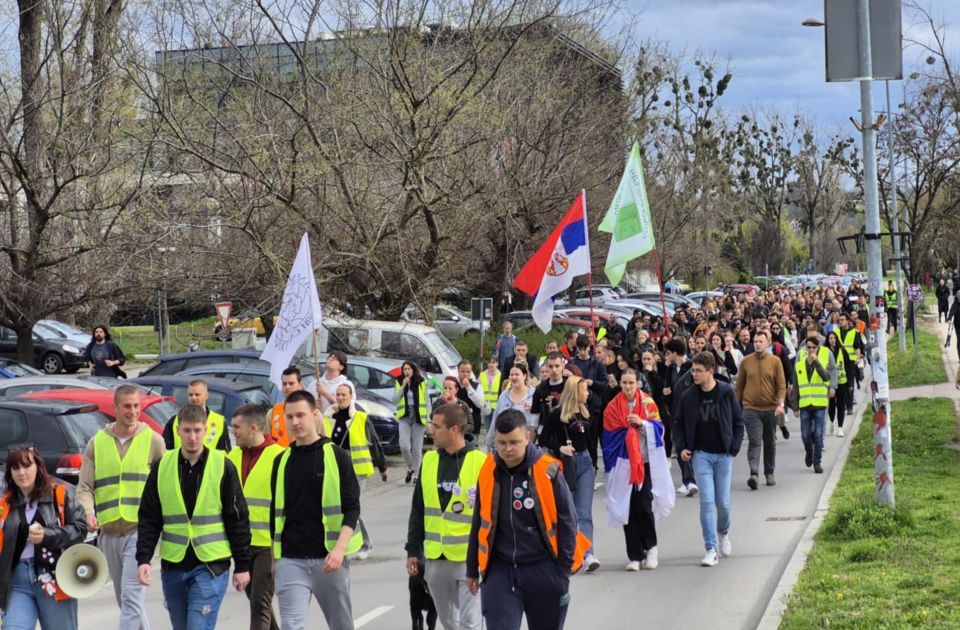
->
[[56, 543, 109, 598]]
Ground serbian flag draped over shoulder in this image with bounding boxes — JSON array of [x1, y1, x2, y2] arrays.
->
[[513, 191, 591, 333]]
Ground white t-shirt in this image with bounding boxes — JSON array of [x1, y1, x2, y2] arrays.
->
[[316, 373, 354, 413]]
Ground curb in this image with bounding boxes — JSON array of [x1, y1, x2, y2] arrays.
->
[[755, 370, 872, 630]]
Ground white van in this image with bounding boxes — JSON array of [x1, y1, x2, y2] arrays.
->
[[308, 319, 463, 378]]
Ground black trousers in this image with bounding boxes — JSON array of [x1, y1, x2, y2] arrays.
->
[[829, 383, 850, 428], [623, 464, 657, 561], [481, 558, 569, 630]]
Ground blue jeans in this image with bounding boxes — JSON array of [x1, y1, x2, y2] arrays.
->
[[800, 407, 826, 464], [160, 565, 229, 630], [691, 452, 733, 551], [1, 559, 77, 630], [570, 450, 596, 555]]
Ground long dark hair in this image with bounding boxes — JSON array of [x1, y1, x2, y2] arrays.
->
[[90, 324, 112, 344], [5, 447, 53, 502], [398, 360, 424, 386]]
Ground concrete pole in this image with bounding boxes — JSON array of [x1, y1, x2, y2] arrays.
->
[[886, 80, 907, 352], [857, 0, 895, 507]]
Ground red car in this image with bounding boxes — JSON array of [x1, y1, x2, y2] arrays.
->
[[19, 389, 177, 434]]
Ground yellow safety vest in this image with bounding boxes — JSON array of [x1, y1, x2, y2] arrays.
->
[[395, 381, 429, 425], [479, 371, 501, 411], [272, 442, 363, 558], [93, 430, 152, 525], [795, 347, 831, 409], [172, 410, 227, 450], [840, 328, 858, 361], [421, 449, 485, 562], [226, 443, 284, 548], [832, 347, 848, 385], [157, 449, 231, 562], [324, 411, 374, 476]]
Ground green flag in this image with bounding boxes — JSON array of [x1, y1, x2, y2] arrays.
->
[[598, 142, 655, 285]]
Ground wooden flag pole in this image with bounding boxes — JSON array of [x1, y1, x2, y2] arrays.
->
[[652, 248, 671, 338]]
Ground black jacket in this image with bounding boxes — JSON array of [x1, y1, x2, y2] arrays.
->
[[327, 407, 387, 473], [466, 445, 577, 578], [0, 485, 87, 610], [136, 448, 251, 574], [83, 339, 127, 378], [672, 382, 745, 456], [162, 410, 232, 452]]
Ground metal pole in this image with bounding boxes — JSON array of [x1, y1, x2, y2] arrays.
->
[[857, 0, 894, 507], [886, 80, 907, 352], [157, 289, 164, 357]]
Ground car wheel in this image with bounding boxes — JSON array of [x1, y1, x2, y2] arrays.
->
[[42, 352, 64, 374]]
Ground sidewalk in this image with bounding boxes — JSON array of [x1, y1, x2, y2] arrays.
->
[[891, 313, 959, 404]]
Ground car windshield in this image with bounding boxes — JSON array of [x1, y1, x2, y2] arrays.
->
[[33, 325, 60, 341], [241, 387, 272, 409], [145, 401, 178, 425], [42, 321, 87, 337], [424, 332, 461, 368], [1, 362, 41, 377], [58, 411, 109, 445]]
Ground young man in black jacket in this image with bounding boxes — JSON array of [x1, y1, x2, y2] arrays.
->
[[271, 390, 361, 630], [136, 404, 251, 629], [663, 338, 697, 497], [673, 352, 745, 568]]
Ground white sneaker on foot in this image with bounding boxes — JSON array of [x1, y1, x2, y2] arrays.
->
[[701, 549, 719, 567], [641, 547, 658, 570], [828, 421, 835, 436], [356, 549, 370, 561], [676, 483, 689, 496], [719, 533, 732, 557], [625, 561, 641, 572], [686, 483, 699, 497], [837, 427, 845, 437], [584, 554, 600, 573]]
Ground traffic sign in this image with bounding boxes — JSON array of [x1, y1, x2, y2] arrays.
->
[[907, 284, 922, 303], [215, 302, 233, 329]]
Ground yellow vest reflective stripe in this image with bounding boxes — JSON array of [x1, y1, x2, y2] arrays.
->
[[795, 347, 830, 409], [324, 412, 374, 476], [479, 372, 501, 410], [93, 430, 152, 525], [272, 443, 363, 558], [173, 410, 227, 450], [421, 449, 485, 562], [395, 382, 429, 425], [226, 443, 284, 548], [157, 449, 231, 562]]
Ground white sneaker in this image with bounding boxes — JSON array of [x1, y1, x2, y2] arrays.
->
[[676, 483, 689, 496], [356, 549, 370, 561], [625, 560, 641, 572], [837, 428, 845, 437], [701, 549, 719, 567], [719, 534, 732, 557], [686, 483, 699, 498], [641, 546, 658, 570], [828, 421, 835, 436], [584, 554, 600, 573]]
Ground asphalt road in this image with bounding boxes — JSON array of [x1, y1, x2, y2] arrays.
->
[[75, 392, 867, 630]]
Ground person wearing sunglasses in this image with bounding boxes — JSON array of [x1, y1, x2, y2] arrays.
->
[[0, 445, 88, 629]]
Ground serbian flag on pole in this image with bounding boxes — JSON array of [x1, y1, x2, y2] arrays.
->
[[513, 191, 591, 333]]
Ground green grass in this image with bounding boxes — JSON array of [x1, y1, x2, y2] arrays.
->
[[886, 328, 948, 388], [780, 398, 960, 629], [113, 317, 227, 358]]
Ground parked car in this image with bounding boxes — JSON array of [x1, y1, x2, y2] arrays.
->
[[684, 291, 725, 307], [552, 308, 631, 331], [0, 325, 87, 374], [36, 320, 90, 345], [19, 389, 176, 434], [623, 292, 699, 309], [0, 399, 109, 483], [712, 284, 761, 295], [400, 305, 490, 338], [556, 286, 624, 306], [0, 375, 151, 399], [131, 375, 272, 421], [139, 350, 264, 377], [0, 359, 43, 379]]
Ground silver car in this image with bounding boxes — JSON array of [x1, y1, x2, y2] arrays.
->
[[401, 305, 490, 338]]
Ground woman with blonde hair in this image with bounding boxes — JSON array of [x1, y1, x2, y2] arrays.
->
[[538, 376, 599, 572]]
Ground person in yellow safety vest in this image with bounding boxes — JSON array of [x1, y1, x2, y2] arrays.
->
[[479, 355, 501, 434], [392, 360, 431, 485], [162, 379, 230, 452], [885, 280, 900, 334], [270, 390, 362, 630], [825, 331, 852, 438], [228, 404, 284, 630], [136, 404, 252, 629], [324, 384, 387, 560], [405, 403, 485, 630], [837, 312, 864, 413], [793, 336, 837, 476], [77, 384, 165, 629], [269, 366, 306, 448]]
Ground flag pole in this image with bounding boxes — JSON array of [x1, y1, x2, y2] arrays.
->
[[652, 248, 671, 338], [583, 189, 597, 346], [311, 328, 322, 383]]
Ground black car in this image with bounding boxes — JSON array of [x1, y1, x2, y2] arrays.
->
[[0, 325, 87, 374], [0, 399, 109, 484], [138, 350, 263, 377], [131, 375, 273, 423]]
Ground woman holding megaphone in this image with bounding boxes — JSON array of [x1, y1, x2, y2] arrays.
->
[[0, 445, 87, 629]]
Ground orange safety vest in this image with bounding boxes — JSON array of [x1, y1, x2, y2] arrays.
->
[[475, 452, 590, 578], [270, 402, 290, 448], [0, 485, 71, 602]]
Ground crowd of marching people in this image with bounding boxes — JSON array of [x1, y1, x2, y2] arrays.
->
[[6, 278, 946, 630]]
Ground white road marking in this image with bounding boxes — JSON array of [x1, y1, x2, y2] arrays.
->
[[355, 605, 393, 627]]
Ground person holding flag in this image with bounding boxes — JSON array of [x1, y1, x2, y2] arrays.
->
[[513, 191, 591, 333]]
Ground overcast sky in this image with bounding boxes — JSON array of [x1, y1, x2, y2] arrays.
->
[[624, 0, 958, 130]]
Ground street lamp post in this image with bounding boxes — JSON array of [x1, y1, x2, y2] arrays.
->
[[886, 80, 907, 353]]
